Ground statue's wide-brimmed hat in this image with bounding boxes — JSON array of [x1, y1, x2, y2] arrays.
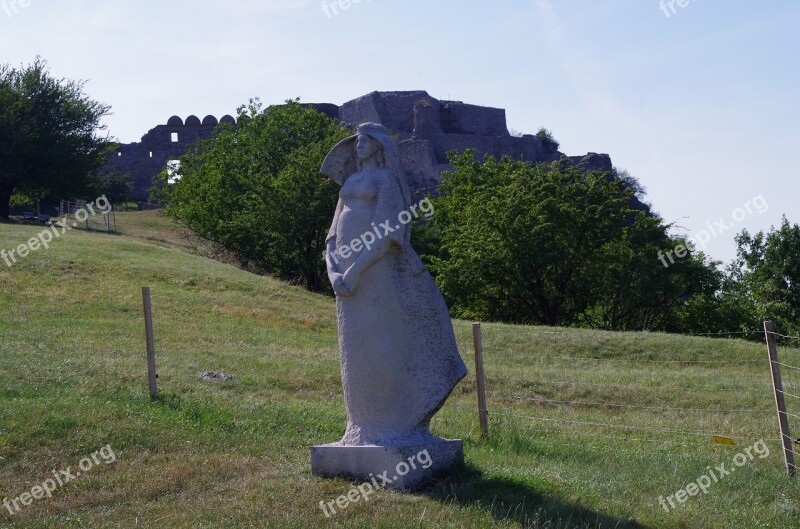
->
[[321, 122, 397, 186]]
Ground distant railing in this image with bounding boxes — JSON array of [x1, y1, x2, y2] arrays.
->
[[58, 199, 116, 232]]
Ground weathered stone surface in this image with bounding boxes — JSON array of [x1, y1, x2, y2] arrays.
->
[[314, 123, 467, 488], [300, 103, 341, 120], [105, 116, 220, 200], [102, 90, 616, 203], [564, 152, 613, 173], [311, 440, 464, 490], [303, 91, 609, 198]]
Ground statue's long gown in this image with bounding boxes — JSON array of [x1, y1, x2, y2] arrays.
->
[[328, 168, 467, 446]]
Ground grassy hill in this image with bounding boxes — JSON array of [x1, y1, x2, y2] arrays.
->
[[1, 212, 800, 528]]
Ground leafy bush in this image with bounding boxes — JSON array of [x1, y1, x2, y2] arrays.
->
[[535, 128, 560, 153], [154, 99, 350, 292]]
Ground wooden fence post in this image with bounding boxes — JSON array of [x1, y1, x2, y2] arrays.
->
[[472, 322, 489, 438], [142, 287, 158, 400], [765, 320, 795, 477]]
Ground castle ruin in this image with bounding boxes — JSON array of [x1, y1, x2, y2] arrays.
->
[[106, 91, 612, 202], [107, 114, 236, 201]]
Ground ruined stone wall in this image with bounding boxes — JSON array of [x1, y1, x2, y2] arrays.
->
[[106, 91, 614, 203], [106, 114, 236, 201], [332, 91, 612, 191]]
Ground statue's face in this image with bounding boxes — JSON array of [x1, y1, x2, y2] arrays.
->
[[356, 134, 380, 162]]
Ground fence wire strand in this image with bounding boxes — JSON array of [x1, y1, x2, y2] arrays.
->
[[489, 410, 778, 442], [768, 331, 800, 342], [690, 331, 763, 336], [500, 377, 773, 394], [777, 389, 800, 401], [499, 394, 770, 414], [772, 360, 800, 372], [498, 354, 762, 366], [778, 410, 800, 421]]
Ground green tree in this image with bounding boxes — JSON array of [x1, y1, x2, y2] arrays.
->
[[0, 58, 113, 218], [422, 152, 714, 328], [89, 167, 133, 205], [668, 268, 760, 337], [729, 217, 800, 337], [155, 99, 350, 292], [640, 217, 800, 339], [426, 153, 632, 325], [612, 167, 648, 201], [582, 223, 721, 331]]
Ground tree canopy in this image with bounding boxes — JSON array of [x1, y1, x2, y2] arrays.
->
[[732, 217, 800, 336], [0, 57, 113, 218], [155, 99, 350, 292], [418, 152, 718, 329]]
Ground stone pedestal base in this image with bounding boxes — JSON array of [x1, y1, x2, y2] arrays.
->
[[311, 440, 463, 490]]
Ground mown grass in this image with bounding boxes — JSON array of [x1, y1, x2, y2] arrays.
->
[[1, 212, 800, 528]]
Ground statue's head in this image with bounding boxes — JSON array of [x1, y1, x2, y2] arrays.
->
[[354, 122, 394, 169], [321, 122, 401, 186], [356, 133, 381, 165]]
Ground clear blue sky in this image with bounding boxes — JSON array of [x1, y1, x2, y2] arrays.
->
[[2, 0, 797, 264]]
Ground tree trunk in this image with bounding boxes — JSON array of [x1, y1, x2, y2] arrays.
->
[[0, 186, 12, 219], [305, 270, 322, 293]]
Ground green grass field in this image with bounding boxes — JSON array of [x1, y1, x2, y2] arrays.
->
[[2, 211, 800, 528]]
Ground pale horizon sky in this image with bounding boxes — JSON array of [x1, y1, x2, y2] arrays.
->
[[2, 0, 797, 264]]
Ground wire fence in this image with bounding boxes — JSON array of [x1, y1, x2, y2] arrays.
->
[[58, 199, 117, 232], [450, 323, 800, 472], [5, 310, 800, 474]]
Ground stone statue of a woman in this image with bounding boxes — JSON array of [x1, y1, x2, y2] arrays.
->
[[312, 123, 467, 488]]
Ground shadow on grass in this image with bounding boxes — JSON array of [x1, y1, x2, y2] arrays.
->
[[421, 463, 650, 529]]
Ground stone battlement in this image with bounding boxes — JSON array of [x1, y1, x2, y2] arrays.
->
[[106, 92, 613, 201], [108, 114, 238, 200]]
